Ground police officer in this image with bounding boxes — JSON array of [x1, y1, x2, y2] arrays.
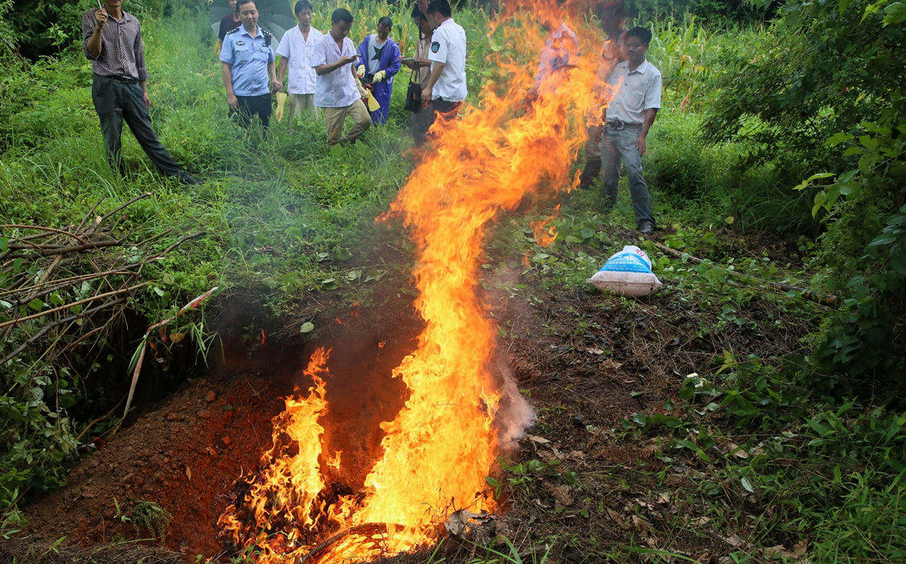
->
[[412, 0, 466, 146], [220, 0, 281, 129], [82, 0, 197, 184]]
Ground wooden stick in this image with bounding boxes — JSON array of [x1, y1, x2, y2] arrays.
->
[[76, 396, 126, 442], [0, 224, 88, 244], [0, 281, 150, 329], [646, 239, 838, 307], [0, 269, 137, 298]]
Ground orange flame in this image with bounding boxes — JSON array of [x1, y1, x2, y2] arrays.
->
[[219, 1, 620, 561]]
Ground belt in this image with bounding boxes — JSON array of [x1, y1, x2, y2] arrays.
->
[[605, 119, 641, 130], [97, 73, 139, 84]]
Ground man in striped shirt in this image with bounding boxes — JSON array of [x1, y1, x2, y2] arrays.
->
[[82, 0, 197, 184]]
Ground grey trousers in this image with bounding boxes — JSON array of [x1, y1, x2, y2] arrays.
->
[[601, 124, 654, 224], [92, 74, 182, 177]]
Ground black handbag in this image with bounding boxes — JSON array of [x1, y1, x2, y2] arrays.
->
[[404, 69, 422, 112]]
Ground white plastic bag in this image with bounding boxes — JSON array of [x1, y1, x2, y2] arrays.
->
[[587, 245, 662, 297]]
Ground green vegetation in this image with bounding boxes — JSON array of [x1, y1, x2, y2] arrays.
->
[[1, 0, 905, 562]]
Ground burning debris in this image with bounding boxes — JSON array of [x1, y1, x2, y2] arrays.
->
[[217, 1, 620, 562]]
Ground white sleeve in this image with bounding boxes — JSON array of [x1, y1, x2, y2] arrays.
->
[[644, 72, 662, 110], [275, 32, 291, 58], [312, 39, 327, 66], [427, 28, 449, 64]]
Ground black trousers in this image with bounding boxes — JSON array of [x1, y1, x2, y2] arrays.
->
[[230, 94, 272, 129], [92, 74, 182, 177], [411, 99, 461, 146]]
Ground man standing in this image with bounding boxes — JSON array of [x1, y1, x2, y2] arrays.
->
[[82, 0, 197, 184], [276, 0, 322, 119], [221, 0, 280, 129], [356, 17, 401, 125], [217, 0, 241, 46], [601, 26, 661, 233], [413, 0, 466, 146], [313, 8, 371, 146]]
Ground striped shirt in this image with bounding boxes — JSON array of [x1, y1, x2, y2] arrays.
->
[[82, 9, 149, 82]]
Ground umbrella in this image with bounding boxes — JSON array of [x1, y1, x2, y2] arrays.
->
[[209, 0, 295, 50]]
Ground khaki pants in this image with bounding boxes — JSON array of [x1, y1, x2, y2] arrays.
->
[[323, 99, 371, 145], [289, 93, 316, 119]]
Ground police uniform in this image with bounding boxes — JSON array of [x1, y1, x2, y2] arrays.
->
[[412, 16, 466, 146], [221, 25, 276, 128]]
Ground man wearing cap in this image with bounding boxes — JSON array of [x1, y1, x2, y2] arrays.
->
[[412, 0, 466, 146], [602, 26, 661, 234], [82, 0, 197, 184], [221, 0, 280, 129]]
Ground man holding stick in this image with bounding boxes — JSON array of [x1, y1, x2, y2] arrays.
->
[[82, 0, 198, 184]]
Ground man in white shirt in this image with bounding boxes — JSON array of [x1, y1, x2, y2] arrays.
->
[[276, 0, 323, 119], [602, 26, 661, 233], [412, 0, 466, 146], [313, 8, 371, 145]]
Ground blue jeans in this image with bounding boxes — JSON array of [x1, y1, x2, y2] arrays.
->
[[601, 124, 654, 224]]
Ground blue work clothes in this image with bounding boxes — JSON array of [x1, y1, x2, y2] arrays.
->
[[356, 35, 401, 124]]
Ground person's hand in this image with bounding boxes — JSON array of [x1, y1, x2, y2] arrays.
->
[[414, 58, 430, 67], [421, 86, 432, 102], [373, 70, 386, 83], [636, 135, 647, 157], [227, 92, 239, 110], [94, 7, 108, 27], [589, 124, 603, 143], [142, 91, 151, 110], [269, 78, 281, 93], [355, 64, 366, 77]]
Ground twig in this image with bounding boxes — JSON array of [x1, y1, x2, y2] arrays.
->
[[0, 269, 138, 298], [0, 298, 126, 368], [37, 239, 121, 256], [96, 193, 151, 227], [0, 282, 150, 329], [0, 224, 88, 244], [75, 396, 126, 442], [646, 239, 838, 307]]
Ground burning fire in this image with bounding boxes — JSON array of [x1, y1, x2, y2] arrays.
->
[[218, 1, 619, 561]]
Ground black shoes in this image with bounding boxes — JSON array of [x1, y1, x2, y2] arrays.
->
[[177, 172, 200, 185], [638, 220, 656, 234]]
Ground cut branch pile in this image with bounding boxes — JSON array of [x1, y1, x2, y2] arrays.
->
[[0, 193, 202, 376]]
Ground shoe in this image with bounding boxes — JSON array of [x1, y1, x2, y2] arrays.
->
[[177, 173, 200, 186], [638, 220, 656, 234]]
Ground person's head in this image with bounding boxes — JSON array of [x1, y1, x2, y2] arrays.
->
[[294, 0, 313, 28], [377, 16, 392, 40], [228, 0, 238, 13], [330, 8, 353, 40], [594, 0, 625, 39], [624, 26, 651, 64], [411, 4, 431, 36], [426, 0, 451, 29], [237, 0, 258, 30]]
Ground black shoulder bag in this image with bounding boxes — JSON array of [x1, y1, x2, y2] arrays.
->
[[404, 68, 422, 113]]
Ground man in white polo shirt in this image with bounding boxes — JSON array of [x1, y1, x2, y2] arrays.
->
[[276, 0, 323, 119], [412, 0, 466, 146], [313, 8, 371, 145], [602, 26, 661, 234]]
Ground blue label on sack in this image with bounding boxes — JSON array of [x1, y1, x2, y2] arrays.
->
[[599, 252, 652, 274]]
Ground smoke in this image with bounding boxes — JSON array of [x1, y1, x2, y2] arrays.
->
[[491, 357, 537, 451]]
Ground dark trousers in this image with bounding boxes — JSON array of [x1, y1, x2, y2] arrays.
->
[[230, 94, 272, 129], [92, 74, 182, 177], [411, 99, 461, 146]]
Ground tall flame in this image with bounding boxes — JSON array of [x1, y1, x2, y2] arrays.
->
[[219, 1, 619, 562]]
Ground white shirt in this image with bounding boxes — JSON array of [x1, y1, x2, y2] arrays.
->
[[276, 25, 323, 95], [606, 59, 662, 125], [428, 18, 467, 102], [313, 34, 360, 108]]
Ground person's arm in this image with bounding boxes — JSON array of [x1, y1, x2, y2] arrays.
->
[[84, 9, 106, 58], [134, 23, 151, 109], [222, 63, 239, 109], [421, 61, 443, 101], [268, 60, 280, 92], [315, 55, 356, 76], [637, 108, 657, 156], [277, 57, 289, 91], [385, 41, 401, 78]]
